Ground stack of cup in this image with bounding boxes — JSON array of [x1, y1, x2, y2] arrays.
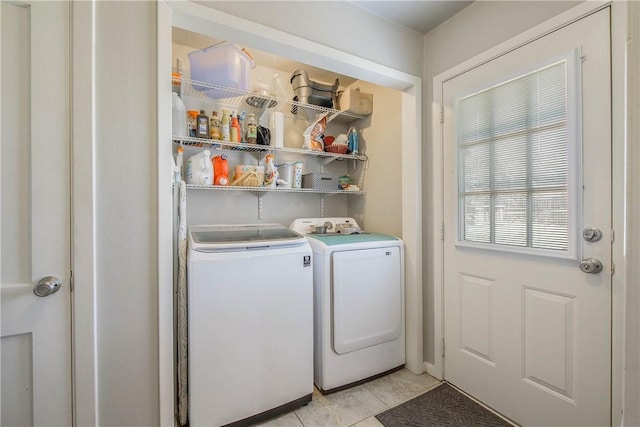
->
[[277, 164, 293, 188], [292, 162, 303, 189]]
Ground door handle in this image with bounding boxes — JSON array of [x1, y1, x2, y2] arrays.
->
[[33, 276, 62, 297], [580, 258, 603, 274], [583, 227, 603, 242]]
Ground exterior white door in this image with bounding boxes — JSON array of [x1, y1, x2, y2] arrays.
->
[[1, 1, 72, 425], [442, 8, 611, 426]]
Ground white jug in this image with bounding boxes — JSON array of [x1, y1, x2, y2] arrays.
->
[[186, 150, 213, 185], [172, 92, 187, 137]]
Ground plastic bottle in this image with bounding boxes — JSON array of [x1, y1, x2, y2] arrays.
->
[[210, 111, 221, 140], [196, 110, 210, 139], [175, 145, 184, 182], [246, 113, 258, 144], [186, 150, 213, 185], [263, 154, 278, 188], [238, 111, 246, 143], [171, 93, 187, 137], [220, 109, 231, 141], [212, 154, 229, 186], [347, 127, 359, 154], [230, 112, 241, 143], [187, 110, 198, 137]]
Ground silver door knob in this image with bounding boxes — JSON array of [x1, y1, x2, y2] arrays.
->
[[580, 258, 603, 274], [33, 276, 62, 297]]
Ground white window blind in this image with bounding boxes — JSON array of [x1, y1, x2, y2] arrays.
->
[[457, 58, 576, 253]]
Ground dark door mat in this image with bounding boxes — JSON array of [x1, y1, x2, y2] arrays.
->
[[375, 383, 513, 427]]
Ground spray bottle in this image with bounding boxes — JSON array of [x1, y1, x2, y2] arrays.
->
[[263, 154, 278, 188]]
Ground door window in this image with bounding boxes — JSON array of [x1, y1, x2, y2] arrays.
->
[[456, 51, 580, 258]]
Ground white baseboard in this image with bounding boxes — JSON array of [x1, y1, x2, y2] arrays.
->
[[424, 362, 440, 379]]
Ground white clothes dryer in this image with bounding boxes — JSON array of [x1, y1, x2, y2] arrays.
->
[[290, 218, 405, 394]]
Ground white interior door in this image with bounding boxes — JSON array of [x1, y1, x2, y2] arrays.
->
[[442, 8, 611, 426], [1, 1, 72, 425]]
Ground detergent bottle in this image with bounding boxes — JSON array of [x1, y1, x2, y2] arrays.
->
[[186, 150, 213, 185], [212, 154, 229, 186]]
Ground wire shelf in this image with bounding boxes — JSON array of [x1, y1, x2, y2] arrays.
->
[[177, 76, 368, 125], [182, 183, 365, 195], [173, 137, 367, 162]]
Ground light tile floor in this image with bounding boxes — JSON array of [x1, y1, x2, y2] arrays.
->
[[256, 369, 442, 427]]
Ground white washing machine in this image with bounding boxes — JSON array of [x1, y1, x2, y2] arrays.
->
[[188, 224, 313, 426], [290, 218, 405, 394]]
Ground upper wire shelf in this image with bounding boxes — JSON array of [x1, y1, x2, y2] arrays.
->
[[173, 136, 367, 162], [177, 76, 368, 125]]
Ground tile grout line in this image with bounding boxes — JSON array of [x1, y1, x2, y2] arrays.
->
[[346, 384, 390, 427]]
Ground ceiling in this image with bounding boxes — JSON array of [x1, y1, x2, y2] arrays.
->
[[350, 0, 473, 34]]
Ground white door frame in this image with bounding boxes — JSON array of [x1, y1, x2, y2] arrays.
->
[[430, 1, 629, 425], [70, 1, 99, 425], [156, 1, 423, 425]]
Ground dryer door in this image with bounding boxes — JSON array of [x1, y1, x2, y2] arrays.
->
[[332, 247, 402, 354]]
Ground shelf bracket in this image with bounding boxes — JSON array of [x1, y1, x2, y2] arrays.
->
[[253, 152, 269, 164], [326, 112, 340, 124], [257, 192, 265, 220], [320, 195, 325, 218], [322, 157, 337, 167]]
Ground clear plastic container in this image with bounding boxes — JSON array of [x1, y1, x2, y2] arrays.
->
[[188, 43, 255, 98]]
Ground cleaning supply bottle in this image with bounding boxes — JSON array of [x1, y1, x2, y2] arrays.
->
[[187, 110, 198, 137], [175, 145, 184, 182], [186, 150, 213, 185], [230, 111, 241, 143], [220, 109, 231, 141], [171, 93, 187, 137], [210, 111, 221, 140], [347, 127, 359, 154], [263, 154, 278, 188], [212, 154, 229, 186], [246, 113, 258, 144], [196, 110, 210, 139], [238, 111, 246, 143]]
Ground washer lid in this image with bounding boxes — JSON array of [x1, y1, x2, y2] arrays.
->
[[190, 224, 306, 251]]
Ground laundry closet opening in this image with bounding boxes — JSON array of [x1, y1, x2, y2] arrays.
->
[[157, 3, 423, 424], [170, 26, 404, 233]]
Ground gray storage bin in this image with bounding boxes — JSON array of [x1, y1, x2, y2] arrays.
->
[[302, 173, 340, 191]]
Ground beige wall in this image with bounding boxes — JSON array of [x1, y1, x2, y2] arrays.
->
[[95, 1, 159, 424], [421, 0, 580, 364], [349, 81, 403, 237]]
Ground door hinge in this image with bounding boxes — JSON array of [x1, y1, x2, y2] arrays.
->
[[611, 262, 615, 276], [441, 338, 445, 358], [611, 229, 615, 243], [69, 270, 74, 292], [440, 223, 445, 241], [439, 105, 444, 123]]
